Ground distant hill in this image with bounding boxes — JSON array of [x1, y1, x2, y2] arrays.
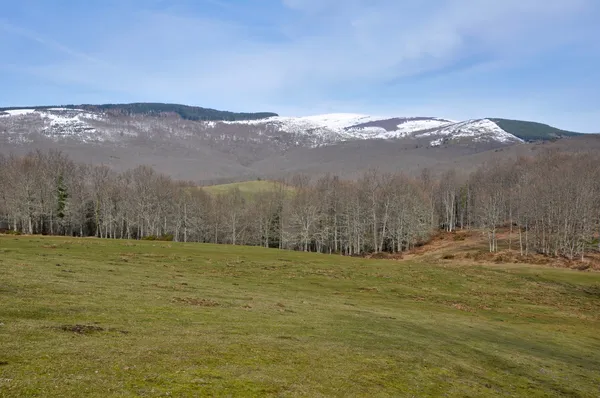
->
[[0, 103, 278, 122], [488, 118, 583, 142], [202, 180, 294, 197], [1, 105, 596, 182]]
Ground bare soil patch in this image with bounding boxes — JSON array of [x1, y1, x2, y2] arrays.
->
[[58, 324, 130, 335], [403, 229, 600, 270], [172, 297, 220, 307], [60, 324, 105, 334]]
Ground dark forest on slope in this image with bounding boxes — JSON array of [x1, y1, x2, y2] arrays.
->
[[0, 103, 278, 121], [489, 118, 582, 141]]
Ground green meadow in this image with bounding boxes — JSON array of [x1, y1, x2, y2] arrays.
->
[[1, 235, 599, 397]]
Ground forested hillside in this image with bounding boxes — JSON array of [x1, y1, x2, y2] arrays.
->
[[1, 149, 598, 261], [489, 118, 582, 141], [0, 103, 278, 121]]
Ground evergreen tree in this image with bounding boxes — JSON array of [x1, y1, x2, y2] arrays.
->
[[56, 174, 68, 221]]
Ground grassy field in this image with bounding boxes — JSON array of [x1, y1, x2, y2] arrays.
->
[[201, 180, 291, 196], [1, 235, 599, 397]]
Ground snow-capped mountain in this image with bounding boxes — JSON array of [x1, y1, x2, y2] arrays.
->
[[0, 108, 524, 148], [0, 104, 588, 182], [221, 113, 523, 146]]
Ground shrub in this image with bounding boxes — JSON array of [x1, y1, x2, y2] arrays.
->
[[160, 234, 174, 242], [142, 234, 173, 242], [0, 229, 21, 235]]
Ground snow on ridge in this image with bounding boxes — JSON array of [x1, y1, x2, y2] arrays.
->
[[47, 107, 85, 112], [393, 119, 454, 136], [0, 107, 109, 143], [219, 113, 393, 145], [1, 109, 524, 147], [224, 113, 389, 129], [1, 109, 37, 117], [424, 119, 523, 146], [220, 114, 523, 146], [342, 126, 389, 140], [296, 113, 387, 129]]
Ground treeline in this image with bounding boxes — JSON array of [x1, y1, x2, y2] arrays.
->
[[0, 150, 598, 259], [0, 103, 278, 122], [489, 118, 581, 141]]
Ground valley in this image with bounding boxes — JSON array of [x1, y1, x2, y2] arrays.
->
[[3, 1, 599, 396]]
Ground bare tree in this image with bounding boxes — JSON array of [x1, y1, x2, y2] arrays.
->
[[2, 149, 597, 261]]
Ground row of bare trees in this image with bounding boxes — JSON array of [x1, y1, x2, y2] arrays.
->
[[1, 150, 598, 259], [436, 152, 600, 259]]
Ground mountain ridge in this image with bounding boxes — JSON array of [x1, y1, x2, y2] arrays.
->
[[488, 118, 583, 141], [1, 103, 594, 183], [0, 102, 585, 142], [0, 102, 278, 122]]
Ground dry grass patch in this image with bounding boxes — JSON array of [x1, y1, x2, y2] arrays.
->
[[59, 324, 105, 334], [171, 297, 220, 307]]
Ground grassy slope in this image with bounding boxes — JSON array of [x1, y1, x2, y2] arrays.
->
[[489, 118, 583, 141], [1, 236, 599, 397], [202, 180, 292, 196]]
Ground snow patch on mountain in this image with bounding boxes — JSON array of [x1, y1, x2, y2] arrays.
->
[[0, 109, 37, 117], [418, 119, 524, 146], [227, 113, 387, 129], [219, 113, 393, 145], [343, 118, 522, 145], [223, 113, 455, 144], [0, 108, 524, 148], [343, 126, 389, 139], [221, 114, 521, 146], [0, 108, 108, 143], [40, 110, 104, 142], [291, 113, 385, 129], [394, 119, 454, 136], [47, 107, 84, 111]]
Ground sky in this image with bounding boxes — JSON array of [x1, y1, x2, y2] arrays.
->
[[0, 0, 599, 132]]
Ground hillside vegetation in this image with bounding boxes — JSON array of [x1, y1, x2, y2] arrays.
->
[[1, 235, 599, 397], [2, 150, 599, 261], [489, 118, 582, 141], [202, 180, 292, 196], [0, 103, 278, 121]]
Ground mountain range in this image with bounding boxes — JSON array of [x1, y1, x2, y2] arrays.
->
[[0, 103, 595, 182]]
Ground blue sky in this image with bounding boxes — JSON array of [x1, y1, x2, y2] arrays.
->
[[0, 0, 599, 131]]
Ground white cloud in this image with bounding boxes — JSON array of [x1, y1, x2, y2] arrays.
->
[[4, 0, 599, 129]]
